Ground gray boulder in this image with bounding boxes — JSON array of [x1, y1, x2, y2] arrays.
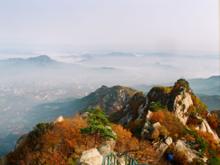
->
[[79, 148, 103, 165]]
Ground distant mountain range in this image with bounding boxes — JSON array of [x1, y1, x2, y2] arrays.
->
[[183, 75, 220, 110], [0, 55, 219, 111], [189, 75, 220, 95], [0, 55, 59, 67], [199, 95, 220, 110]]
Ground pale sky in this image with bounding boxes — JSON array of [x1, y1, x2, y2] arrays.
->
[[0, 0, 219, 53]]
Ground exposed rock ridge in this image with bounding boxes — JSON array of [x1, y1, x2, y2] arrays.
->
[[173, 90, 193, 125]]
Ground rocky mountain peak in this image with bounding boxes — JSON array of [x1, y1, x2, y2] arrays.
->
[[80, 85, 137, 115]]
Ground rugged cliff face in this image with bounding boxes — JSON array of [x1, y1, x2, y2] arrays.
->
[[173, 90, 193, 125], [140, 79, 220, 163], [111, 79, 220, 164], [3, 79, 220, 165]]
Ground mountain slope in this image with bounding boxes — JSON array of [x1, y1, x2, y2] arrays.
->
[[0, 84, 137, 156], [33, 85, 137, 120], [4, 79, 220, 165], [77, 85, 137, 114]]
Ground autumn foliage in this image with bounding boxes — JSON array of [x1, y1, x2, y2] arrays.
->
[[6, 113, 160, 165], [112, 124, 139, 153], [207, 113, 219, 129], [196, 130, 219, 152], [150, 110, 186, 139], [112, 124, 158, 164], [6, 115, 104, 165]]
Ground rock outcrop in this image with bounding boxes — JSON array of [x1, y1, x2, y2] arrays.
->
[[173, 91, 193, 125], [154, 136, 173, 161], [141, 118, 153, 139], [79, 148, 103, 165], [174, 140, 198, 163], [117, 92, 147, 125], [98, 139, 116, 156], [139, 79, 220, 164], [195, 117, 220, 142], [54, 115, 64, 123]]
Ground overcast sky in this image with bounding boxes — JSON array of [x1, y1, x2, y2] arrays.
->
[[0, 0, 219, 54]]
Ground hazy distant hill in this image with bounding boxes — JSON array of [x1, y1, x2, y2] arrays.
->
[[189, 76, 220, 110], [189, 75, 220, 96], [198, 95, 220, 111], [0, 55, 59, 67]]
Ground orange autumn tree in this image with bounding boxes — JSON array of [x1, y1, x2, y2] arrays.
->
[[150, 110, 186, 138], [112, 124, 139, 153], [207, 113, 219, 129]]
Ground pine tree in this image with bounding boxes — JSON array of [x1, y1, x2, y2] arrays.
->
[[81, 108, 116, 144]]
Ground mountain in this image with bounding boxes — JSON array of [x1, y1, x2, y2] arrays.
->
[[0, 55, 65, 80], [0, 85, 137, 158], [189, 75, 220, 110], [189, 75, 220, 96], [32, 85, 138, 122], [0, 55, 59, 67], [134, 75, 220, 110], [135, 75, 220, 96], [0, 55, 91, 86], [76, 85, 137, 114], [20, 85, 137, 136], [4, 79, 220, 165], [199, 95, 220, 111]]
